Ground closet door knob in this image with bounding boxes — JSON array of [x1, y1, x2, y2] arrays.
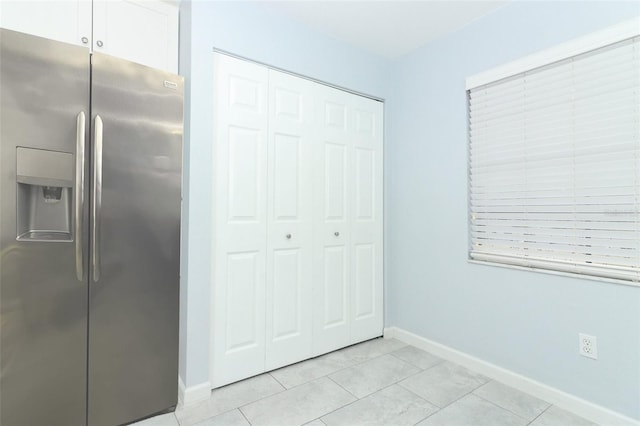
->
[[334, 231, 340, 237], [81, 37, 89, 44], [286, 233, 292, 239], [96, 40, 104, 48]]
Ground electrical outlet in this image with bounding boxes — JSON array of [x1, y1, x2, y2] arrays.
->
[[579, 333, 598, 359]]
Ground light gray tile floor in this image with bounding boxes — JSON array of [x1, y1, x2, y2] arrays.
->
[[134, 337, 600, 426]]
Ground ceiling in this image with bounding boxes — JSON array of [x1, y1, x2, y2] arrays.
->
[[261, 1, 509, 59]]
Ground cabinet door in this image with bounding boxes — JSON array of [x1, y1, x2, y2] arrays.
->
[[0, 0, 91, 47], [349, 96, 384, 343], [265, 70, 315, 370], [93, 0, 178, 72], [211, 54, 269, 388], [313, 85, 353, 355]]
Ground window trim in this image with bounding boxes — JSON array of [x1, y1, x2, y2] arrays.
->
[[468, 260, 637, 288], [466, 17, 640, 90]]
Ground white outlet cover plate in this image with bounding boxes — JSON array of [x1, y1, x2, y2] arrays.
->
[[579, 333, 598, 359]]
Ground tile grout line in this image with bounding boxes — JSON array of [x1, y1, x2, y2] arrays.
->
[[471, 390, 541, 423], [311, 376, 365, 422], [387, 351, 446, 373], [238, 406, 253, 426], [326, 375, 360, 400], [232, 369, 365, 425], [230, 342, 443, 424], [526, 404, 553, 426], [412, 375, 489, 413], [272, 340, 411, 392], [268, 371, 287, 389], [177, 340, 434, 426], [321, 368, 442, 423], [176, 377, 288, 426], [306, 355, 425, 424], [269, 339, 388, 389]]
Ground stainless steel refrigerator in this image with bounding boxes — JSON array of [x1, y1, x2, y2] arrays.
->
[[0, 29, 183, 426]]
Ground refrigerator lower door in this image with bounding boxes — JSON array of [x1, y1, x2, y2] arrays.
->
[[87, 53, 183, 426], [0, 29, 90, 426]]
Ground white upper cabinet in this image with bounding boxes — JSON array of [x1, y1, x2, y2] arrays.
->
[[93, 1, 178, 73], [0, 0, 178, 73], [0, 1, 92, 47]]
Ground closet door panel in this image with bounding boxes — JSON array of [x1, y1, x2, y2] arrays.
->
[[313, 86, 352, 355], [350, 98, 384, 343], [225, 252, 261, 351], [212, 54, 269, 387], [265, 70, 314, 370]]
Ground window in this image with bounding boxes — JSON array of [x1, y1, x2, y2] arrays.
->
[[467, 19, 640, 283]]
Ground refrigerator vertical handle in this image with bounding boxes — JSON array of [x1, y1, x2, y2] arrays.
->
[[75, 112, 85, 282], [92, 115, 103, 282]]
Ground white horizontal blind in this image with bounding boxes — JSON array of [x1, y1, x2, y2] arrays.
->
[[468, 36, 640, 283]]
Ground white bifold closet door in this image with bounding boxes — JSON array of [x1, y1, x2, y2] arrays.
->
[[348, 93, 383, 343], [265, 70, 315, 371], [211, 55, 269, 386], [211, 52, 383, 388], [313, 85, 384, 354]]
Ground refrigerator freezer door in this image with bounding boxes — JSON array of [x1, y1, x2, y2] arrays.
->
[[87, 53, 183, 426], [0, 29, 90, 426]]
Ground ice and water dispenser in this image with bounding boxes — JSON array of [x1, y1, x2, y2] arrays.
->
[[16, 147, 74, 242]]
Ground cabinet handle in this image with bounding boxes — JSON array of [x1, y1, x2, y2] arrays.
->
[[286, 234, 292, 239], [96, 40, 104, 48], [334, 232, 340, 237], [81, 37, 89, 44]]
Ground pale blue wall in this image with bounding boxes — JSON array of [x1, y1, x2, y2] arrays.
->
[[178, 0, 389, 388], [386, 1, 640, 420], [180, 0, 640, 419]]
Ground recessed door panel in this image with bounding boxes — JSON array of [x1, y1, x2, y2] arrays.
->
[[355, 109, 375, 138], [273, 133, 300, 220], [323, 246, 348, 328], [272, 249, 302, 340], [354, 244, 375, 320], [355, 148, 375, 221], [325, 101, 347, 129], [230, 76, 261, 111], [228, 126, 261, 221], [325, 143, 346, 220], [226, 252, 260, 353], [275, 87, 302, 120]]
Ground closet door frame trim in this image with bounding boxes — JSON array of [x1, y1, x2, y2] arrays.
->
[[211, 48, 385, 103]]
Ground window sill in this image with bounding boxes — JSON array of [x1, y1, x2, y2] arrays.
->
[[468, 259, 640, 289]]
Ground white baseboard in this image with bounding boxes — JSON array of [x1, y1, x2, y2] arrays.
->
[[384, 327, 639, 426], [178, 376, 211, 407]]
